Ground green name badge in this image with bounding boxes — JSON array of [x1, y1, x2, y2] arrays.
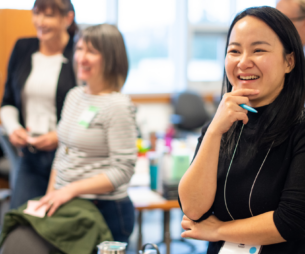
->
[[78, 106, 99, 128]]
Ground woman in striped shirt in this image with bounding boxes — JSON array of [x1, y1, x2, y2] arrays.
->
[[37, 24, 137, 242]]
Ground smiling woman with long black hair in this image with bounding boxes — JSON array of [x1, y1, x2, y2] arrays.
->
[[178, 6, 305, 254]]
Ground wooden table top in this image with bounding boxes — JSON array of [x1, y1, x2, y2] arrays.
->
[[128, 186, 180, 211], [134, 200, 180, 211]]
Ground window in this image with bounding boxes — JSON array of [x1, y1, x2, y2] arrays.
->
[[188, 33, 226, 82], [187, 0, 229, 84], [0, 0, 34, 9], [188, 0, 231, 25], [118, 0, 176, 94], [72, 0, 107, 25]]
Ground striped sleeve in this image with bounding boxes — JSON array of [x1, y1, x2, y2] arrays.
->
[[102, 99, 137, 188]]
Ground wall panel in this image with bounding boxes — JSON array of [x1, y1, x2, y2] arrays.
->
[[0, 9, 36, 102]]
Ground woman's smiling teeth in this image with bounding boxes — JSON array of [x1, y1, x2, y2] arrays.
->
[[81, 66, 91, 71], [38, 28, 51, 34], [238, 75, 259, 80]]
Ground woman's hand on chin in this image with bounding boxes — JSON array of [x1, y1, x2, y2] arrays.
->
[[208, 89, 259, 136], [36, 187, 75, 217], [181, 215, 223, 242]]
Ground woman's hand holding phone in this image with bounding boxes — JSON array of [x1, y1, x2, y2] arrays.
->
[[208, 89, 259, 136]]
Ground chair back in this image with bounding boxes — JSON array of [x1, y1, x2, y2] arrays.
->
[[171, 91, 210, 131]]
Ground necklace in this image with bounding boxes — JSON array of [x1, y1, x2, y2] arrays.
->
[[224, 124, 274, 220]]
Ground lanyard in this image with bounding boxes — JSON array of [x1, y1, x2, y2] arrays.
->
[[224, 124, 274, 220]]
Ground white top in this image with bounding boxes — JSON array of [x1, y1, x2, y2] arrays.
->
[[52, 86, 137, 200], [1, 52, 66, 135]]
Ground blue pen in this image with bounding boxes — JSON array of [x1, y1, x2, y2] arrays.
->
[[240, 104, 257, 113]]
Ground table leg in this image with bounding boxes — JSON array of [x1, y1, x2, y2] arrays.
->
[[164, 211, 171, 254], [138, 211, 143, 251]]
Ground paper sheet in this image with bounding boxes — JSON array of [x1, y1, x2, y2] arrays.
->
[[23, 200, 47, 218]]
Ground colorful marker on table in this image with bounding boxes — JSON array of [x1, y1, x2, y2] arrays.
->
[[240, 104, 257, 113]]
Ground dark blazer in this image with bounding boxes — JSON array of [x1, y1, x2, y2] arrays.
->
[[1, 37, 76, 127]]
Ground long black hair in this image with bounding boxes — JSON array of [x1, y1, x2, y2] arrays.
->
[[221, 6, 305, 157]]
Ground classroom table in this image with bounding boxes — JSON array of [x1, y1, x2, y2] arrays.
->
[[128, 187, 180, 254]]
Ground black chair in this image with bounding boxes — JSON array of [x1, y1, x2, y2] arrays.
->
[[171, 90, 210, 137]]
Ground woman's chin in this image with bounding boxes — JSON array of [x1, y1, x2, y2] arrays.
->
[[37, 33, 55, 43], [77, 74, 90, 82]]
